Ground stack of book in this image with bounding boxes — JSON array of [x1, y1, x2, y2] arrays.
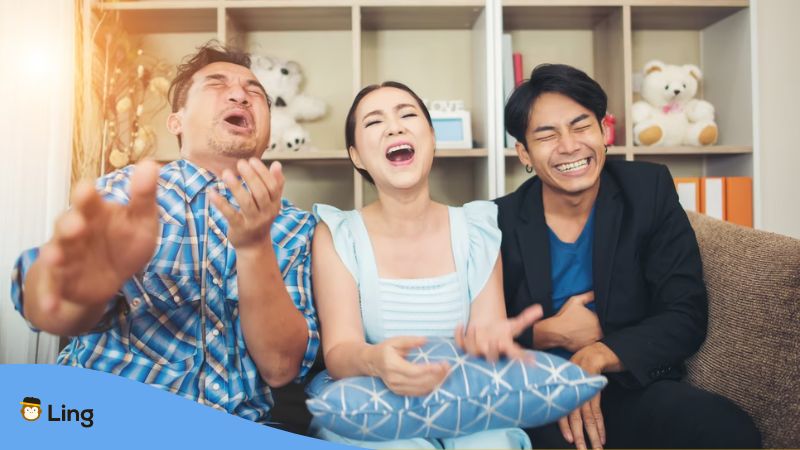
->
[[674, 177, 753, 227]]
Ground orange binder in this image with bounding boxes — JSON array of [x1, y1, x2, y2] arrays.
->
[[674, 178, 701, 212], [700, 177, 726, 220], [725, 177, 753, 228]]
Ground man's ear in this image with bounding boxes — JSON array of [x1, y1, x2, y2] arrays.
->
[[167, 111, 182, 136], [348, 146, 365, 171], [515, 141, 531, 167]]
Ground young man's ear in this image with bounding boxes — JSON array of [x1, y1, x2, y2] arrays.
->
[[167, 111, 182, 136], [515, 141, 531, 167]]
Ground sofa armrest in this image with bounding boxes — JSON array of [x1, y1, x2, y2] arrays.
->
[[686, 212, 800, 448]]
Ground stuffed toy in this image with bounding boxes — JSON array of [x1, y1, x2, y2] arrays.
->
[[632, 60, 718, 146], [251, 55, 326, 152]]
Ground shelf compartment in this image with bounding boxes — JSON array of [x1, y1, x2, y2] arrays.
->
[[225, 6, 352, 31], [630, 1, 748, 30], [503, 5, 621, 30], [361, 4, 484, 30], [97, 5, 218, 34]]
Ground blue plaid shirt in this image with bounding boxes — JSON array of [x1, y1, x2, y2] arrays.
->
[[10, 159, 319, 423]]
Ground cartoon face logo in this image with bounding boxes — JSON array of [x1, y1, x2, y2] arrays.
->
[[20, 397, 42, 421]]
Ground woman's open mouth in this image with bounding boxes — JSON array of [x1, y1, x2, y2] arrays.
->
[[386, 142, 415, 166]]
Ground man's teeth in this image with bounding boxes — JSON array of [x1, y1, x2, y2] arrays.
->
[[556, 158, 589, 172]]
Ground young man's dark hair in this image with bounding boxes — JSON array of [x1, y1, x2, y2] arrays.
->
[[344, 80, 433, 184], [505, 64, 607, 148], [168, 42, 269, 146]]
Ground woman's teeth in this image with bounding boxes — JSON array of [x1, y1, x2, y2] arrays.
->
[[386, 144, 414, 162]]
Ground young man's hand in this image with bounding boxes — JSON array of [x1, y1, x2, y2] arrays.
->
[[558, 342, 623, 450], [534, 291, 602, 352]]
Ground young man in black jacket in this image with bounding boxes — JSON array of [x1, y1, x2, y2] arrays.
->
[[496, 63, 760, 449]]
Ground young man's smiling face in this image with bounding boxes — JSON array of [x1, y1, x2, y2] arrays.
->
[[516, 92, 606, 200], [169, 61, 271, 161]]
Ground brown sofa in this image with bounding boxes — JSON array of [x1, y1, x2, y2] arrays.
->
[[272, 212, 800, 447], [686, 211, 800, 448]]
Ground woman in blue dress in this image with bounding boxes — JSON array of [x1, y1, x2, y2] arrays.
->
[[310, 81, 542, 448]]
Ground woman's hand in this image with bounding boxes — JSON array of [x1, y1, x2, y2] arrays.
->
[[365, 336, 450, 396], [454, 304, 543, 362]]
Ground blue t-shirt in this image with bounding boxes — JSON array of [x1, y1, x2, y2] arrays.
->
[[548, 207, 596, 359]]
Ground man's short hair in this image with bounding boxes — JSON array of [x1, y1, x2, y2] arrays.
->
[[505, 64, 607, 148], [167, 42, 254, 146]]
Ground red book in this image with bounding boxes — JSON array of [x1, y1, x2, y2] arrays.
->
[[513, 52, 523, 87]]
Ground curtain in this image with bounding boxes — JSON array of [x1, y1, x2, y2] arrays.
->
[[0, 0, 75, 363]]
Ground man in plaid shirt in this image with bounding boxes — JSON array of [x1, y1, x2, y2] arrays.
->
[[10, 43, 318, 424]]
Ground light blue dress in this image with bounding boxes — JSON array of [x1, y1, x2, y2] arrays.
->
[[310, 201, 531, 449]]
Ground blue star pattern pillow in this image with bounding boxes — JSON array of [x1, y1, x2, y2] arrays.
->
[[306, 339, 607, 441]]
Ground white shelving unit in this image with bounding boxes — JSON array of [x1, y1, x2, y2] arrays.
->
[[89, 0, 754, 213]]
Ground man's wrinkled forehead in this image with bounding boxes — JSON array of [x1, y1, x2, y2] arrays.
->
[[189, 61, 266, 95]]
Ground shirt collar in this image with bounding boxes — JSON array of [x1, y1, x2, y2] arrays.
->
[[175, 158, 218, 201]]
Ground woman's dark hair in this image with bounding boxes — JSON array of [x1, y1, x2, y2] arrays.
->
[[505, 64, 607, 148], [167, 41, 255, 146], [344, 81, 433, 184]]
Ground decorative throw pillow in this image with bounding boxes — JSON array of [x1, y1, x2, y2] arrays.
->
[[306, 338, 607, 441]]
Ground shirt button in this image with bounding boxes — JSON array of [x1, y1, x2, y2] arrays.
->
[[212, 329, 220, 337], [213, 278, 222, 286], [173, 295, 180, 302], [132, 298, 141, 307], [212, 383, 220, 391]]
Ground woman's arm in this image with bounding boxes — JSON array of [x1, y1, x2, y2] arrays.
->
[[457, 256, 543, 361], [312, 222, 448, 396]]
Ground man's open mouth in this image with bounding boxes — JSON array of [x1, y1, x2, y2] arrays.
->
[[222, 109, 253, 132]]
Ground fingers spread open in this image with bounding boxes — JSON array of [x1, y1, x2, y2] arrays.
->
[[237, 159, 270, 210], [508, 304, 544, 337], [128, 160, 160, 219], [209, 190, 241, 228], [559, 417, 574, 444], [71, 181, 103, 218], [388, 335, 427, 355], [569, 409, 587, 450], [267, 160, 285, 200], [591, 394, 605, 444], [221, 170, 257, 216]]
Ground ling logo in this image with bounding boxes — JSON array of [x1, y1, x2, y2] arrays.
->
[[20, 397, 42, 421], [19, 396, 94, 428]]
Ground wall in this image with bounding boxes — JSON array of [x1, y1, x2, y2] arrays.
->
[[754, 0, 800, 238]]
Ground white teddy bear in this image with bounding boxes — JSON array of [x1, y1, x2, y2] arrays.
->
[[632, 60, 718, 146], [251, 55, 326, 153]]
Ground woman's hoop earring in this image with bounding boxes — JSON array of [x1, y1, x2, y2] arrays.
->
[[525, 165, 533, 174]]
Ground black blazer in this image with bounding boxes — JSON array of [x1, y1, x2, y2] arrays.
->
[[495, 160, 708, 388]]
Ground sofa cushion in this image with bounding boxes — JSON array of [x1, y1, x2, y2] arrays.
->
[[686, 212, 800, 448], [306, 338, 606, 441]]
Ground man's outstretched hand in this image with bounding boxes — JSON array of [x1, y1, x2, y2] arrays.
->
[[34, 161, 160, 315]]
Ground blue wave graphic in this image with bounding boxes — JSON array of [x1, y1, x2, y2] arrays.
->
[[0, 364, 356, 449]]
